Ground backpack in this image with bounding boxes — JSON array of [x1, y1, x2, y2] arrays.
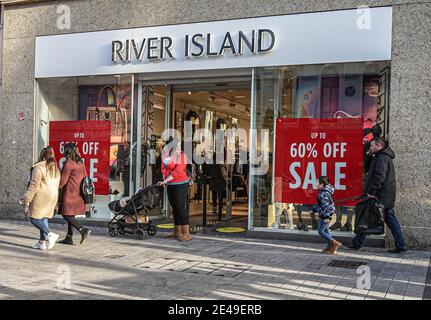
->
[[80, 176, 95, 205]]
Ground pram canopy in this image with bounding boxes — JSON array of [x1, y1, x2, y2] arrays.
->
[[109, 184, 162, 215]]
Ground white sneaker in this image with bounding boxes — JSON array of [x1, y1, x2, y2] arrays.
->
[[32, 241, 47, 250], [47, 232, 59, 250]]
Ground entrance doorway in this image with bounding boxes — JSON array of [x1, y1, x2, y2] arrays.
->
[[172, 82, 251, 231]]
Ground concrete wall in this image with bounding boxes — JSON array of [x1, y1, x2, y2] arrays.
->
[[387, 3, 431, 248], [1, 0, 430, 247], [34, 78, 79, 160]]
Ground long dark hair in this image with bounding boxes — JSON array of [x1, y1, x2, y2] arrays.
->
[[39, 146, 60, 179], [63, 143, 83, 164]]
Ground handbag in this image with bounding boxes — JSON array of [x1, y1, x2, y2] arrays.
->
[[86, 86, 129, 144], [80, 176, 95, 205], [80, 166, 95, 205]]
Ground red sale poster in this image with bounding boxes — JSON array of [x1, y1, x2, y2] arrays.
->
[[274, 118, 363, 205], [49, 121, 111, 196]]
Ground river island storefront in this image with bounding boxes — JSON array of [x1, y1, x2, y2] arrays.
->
[[1, 1, 430, 248]]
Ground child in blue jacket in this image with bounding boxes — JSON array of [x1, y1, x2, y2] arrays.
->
[[313, 176, 342, 254]]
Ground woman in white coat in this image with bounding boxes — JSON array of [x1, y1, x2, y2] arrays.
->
[[23, 147, 61, 250]]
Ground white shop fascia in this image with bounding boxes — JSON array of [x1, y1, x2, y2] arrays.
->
[[35, 7, 392, 78]]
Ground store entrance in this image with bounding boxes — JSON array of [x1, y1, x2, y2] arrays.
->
[[172, 81, 251, 232]]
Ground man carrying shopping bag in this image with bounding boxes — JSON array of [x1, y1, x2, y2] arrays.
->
[[344, 138, 408, 254]]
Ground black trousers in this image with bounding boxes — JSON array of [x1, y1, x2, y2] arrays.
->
[[123, 173, 130, 197], [167, 183, 190, 225], [211, 179, 224, 217], [63, 216, 83, 236]]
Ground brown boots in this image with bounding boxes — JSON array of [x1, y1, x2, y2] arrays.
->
[[178, 225, 192, 241], [322, 247, 331, 254], [323, 240, 342, 254], [165, 225, 181, 238], [165, 225, 191, 241], [324, 239, 342, 254]]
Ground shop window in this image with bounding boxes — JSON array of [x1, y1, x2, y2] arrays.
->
[[35, 75, 134, 221], [250, 62, 390, 236]]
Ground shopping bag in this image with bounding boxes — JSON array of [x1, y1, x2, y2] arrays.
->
[[354, 197, 385, 235]]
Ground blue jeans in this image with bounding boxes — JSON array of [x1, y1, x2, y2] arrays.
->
[[30, 218, 50, 241], [353, 208, 406, 249], [318, 219, 333, 246]]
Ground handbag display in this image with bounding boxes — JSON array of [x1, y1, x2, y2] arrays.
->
[[186, 163, 196, 185], [86, 85, 129, 144]]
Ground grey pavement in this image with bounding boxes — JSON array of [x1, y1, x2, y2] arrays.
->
[[0, 219, 429, 300]]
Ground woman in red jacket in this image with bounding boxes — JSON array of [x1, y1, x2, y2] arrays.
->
[[158, 138, 191, 241], [58, 143, 91, 245]]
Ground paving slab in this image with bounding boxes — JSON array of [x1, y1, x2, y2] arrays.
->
[[0, 220, 429, 300]]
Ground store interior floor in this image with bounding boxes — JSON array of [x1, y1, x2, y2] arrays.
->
[[187, 195, 249, 234], [166, 200, 357, 237]]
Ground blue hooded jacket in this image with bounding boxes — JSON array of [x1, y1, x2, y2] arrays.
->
[[315, 184, 336, 219]]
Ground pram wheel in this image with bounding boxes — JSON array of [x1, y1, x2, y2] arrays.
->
[[147, 225, 157, 236], [109, 223, 119, 237], [134, 228, 145, 240]]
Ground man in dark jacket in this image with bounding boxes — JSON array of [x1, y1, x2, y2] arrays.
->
[[345, 138, 407, 254]]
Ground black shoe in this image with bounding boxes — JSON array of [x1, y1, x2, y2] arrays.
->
[[343, 242, 361, 250], [388, 247, 409, 254], [58, 235, 74, 245], [340, 222, 353, 232], [330, 222, 342, 230], [79, 228, 91, 244], [296, 222, 304, 231]]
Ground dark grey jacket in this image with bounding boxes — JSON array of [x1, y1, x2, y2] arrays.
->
[[365, 147, 396, 208]]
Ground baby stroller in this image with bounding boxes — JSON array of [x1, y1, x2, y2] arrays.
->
[[108, 184, 162, 240]]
